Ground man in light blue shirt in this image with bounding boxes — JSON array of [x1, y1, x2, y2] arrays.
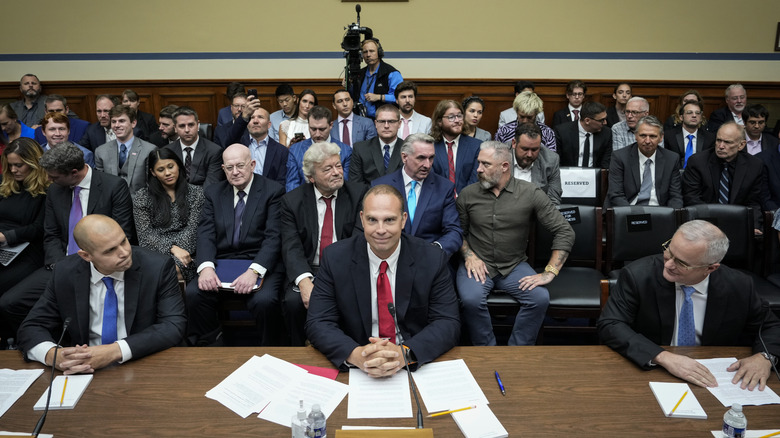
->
[[270, 83, 297, 142]]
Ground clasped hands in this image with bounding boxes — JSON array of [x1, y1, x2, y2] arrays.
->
[[655, 350, 772, 391], [198, 267, 259, 294], [47, 343, 122, 375], [348, 337, 405, 378]]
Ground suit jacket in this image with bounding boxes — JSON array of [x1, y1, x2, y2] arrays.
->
[[134, 110, 158, 141], [211, 115, 289, 186], [18, 247, 187, 360], [707, 106, 737, 133], [79, 122, 143, 152], [43, 169, 136, 265], [349, 137, 403, 185], [148, 130, 172, 147], [163, 137, 224, 188], [197, 175, 284, 272], [212, 121, 237, 148], [511, 146, 563, 205], [402, 111, 432, 137], [552, 107, 578, 127], [758, 146, 780, 211], [305, 233, 460, 369], [373, 169, 463, 256], [280, 181, 366, 283], [555, 120, 613, 169], [432, 135, 481, 193], [286, 138, 352, 192], [682, 148, 764, 213], [330, 115, 377, 145], [34, 117, 89, 146], [664, 127, 716, 167], [94, 137, 157, 194], [597, 255, 780, 368], [606, 144, 683, 208]]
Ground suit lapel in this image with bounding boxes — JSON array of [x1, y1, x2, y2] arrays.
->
[[220, 183, 236, 242], [240, 178, 263, 241], [628, 147, 641, 192], [676, 131, 685, 155], [656, 279, 677, 345], [394, 237, 414, 325], [370, 139, 385, 176], [350, 237, 373, 339], [388, 139, 403, 171], [333, 187, 352, 239], [87, 171, 102, 214], [105, 140, 119, 174], [304, 186, 321, 246], [653, 150, 666, 197], [263, 143, 279, 176], [701, 272, 728, 345], [411, 174, 434, 234], [125, 138, 143, 186], [74, 260, 93, 343], [730, 155, 747, 203], [123, 258, 141, 332]]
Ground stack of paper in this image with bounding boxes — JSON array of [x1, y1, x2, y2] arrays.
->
[[411, 359, 489, 413], [347, 368, 413, 419], [0, 368, 43, 417], [649, 382, 707, 419], [451, 404, 508, 438], [34, 375, 93, 410], [697, 358, 780, 407]]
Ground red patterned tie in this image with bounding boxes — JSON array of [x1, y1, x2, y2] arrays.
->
[[377, 261, 395, 343], [341, 120, 350, 147], [572, 109, 580, 121], [320, 196, 334, 262], [446, 141, 456, 184]]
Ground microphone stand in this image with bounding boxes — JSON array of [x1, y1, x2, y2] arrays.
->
[[387, 303, 424, 429], [32, 317, 71, 437]]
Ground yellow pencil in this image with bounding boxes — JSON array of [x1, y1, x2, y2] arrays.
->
[[668, 390, 687, 416], [59, 376, 68, 406], [758, 431, 780, 438], [427, 405, 477, 418]]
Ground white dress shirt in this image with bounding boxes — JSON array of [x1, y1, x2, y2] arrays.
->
[[367, 240, 402, 343], [671, 275, 710, 346]]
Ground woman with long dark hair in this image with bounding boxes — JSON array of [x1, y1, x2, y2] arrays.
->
[[461, 96, 492, 142], [278, 89, 318, 147]]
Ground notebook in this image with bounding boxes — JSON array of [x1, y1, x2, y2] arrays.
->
[[34, 375, 93, 410], [649, 382, 707, 419], [215, 259, 262, 290]]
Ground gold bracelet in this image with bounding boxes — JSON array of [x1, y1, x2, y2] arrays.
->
[[544, 265, 559, 276]]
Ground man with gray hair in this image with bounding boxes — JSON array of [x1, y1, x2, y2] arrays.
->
[[456, 141, 574, 346], [280, 142, 367, 345], [708, 84, 748, 133], [598, 220, 780, 391], [611, 96, 651, 151]]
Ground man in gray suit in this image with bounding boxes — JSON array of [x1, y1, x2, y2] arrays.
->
[[607, 116, 683, 208], [330, 89, 376, 146], [512, 122, 562, 205], [349, 104, 404, 185], [95, 105, 157, 194]]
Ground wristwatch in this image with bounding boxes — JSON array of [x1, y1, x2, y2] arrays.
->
[[760, 352, 778, 366], [544, 264, 559, 276], [248, 267, 262, 277]]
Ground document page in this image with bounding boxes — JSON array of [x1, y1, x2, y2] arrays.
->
[[33, 374, 93, 410], [451, 404, 508, 438], [0, 368, 43, 417], [257, 371, 348, 427], [411, 359, 489, 413], [347, 368, 412, 419], [697, 358, 780, 406]]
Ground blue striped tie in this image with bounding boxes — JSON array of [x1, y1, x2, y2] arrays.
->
[[677, 286, 696, 346], [383, 145, 390, 170], [718, 163, 730, 204]]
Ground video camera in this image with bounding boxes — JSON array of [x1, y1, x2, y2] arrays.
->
[[342, 4, 373, 116]]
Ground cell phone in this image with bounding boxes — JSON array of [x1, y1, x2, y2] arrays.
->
[[247, 88, 258, 99], [294, 133, 305, 141]]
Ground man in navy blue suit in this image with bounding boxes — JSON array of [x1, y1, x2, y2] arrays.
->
[[430, 100, 481, 194], [330, 89, 376, 146], [373, 133, 462, 257]]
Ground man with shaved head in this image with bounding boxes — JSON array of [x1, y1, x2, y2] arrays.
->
[[17, 215, 186, 373]]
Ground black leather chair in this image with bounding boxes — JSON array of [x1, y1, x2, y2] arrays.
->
[[199, 123, 214, 141], [605, 206, 679, 277]]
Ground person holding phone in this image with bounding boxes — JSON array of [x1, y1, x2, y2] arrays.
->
[[279, 90, 318, 147]]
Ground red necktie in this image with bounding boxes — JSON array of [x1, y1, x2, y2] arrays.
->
[[320, 196, 334, 262], [446, 141, 456, 184], [377, 261, 395, 343], [572, 109, 580, 121], [341, 120, 350, 147]]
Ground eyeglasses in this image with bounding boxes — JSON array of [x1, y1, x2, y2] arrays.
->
[[661, 239, 711, 271], [231, 104, 246, 110], [569, 92, 585, 98], [223, 161, 251, 172], [591, 116, 608, 124], [376, 119, 400, 125], [625, 110, 648, 117], [444, 114, 464, 122]]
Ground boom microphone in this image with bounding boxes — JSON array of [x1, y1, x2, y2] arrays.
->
[[32, 317, 71, 437], [387, 303, 424, 429]]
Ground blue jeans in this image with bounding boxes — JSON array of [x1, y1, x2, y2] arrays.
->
[[456, 261, 549, 346]]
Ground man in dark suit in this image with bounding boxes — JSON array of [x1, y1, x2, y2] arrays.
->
[[121, 89, 157, 140], [148, 104, 179, 147], [163, 106, 224, 188], [79, 95, 117, 151], [551, 80, 587, 127], [744, 104, 780, 156], [349, 104, 403, 185], [330, 89, 377, 146], [607, 116, 683, 208], [373, 133, 462, 257], [708, 84, 747, 133], [598, 220, 780, 390], [511, 122, 562, 205], [186, 144, 285, 346], [305, 185, 460, 375], [664, 101, 715, 168], [40, 112, 94, 167], [33, 95, 89, 145], [17, 215, 186, 373], [555, 101, 613, 169], [430, 100, 481, 194], [281, 142, 366, 345], [212, 93, 248, 148]]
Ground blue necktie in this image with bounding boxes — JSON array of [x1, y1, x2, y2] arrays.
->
[[635, 159, 653, 205], [101, 277, 118, 345], [232, 191, 246, 248], [383, 145, 390, 170], [677, 286, 697, 346], [118, 143, 127, 169], [67, 186, 83, 255], [684, 134, 694, 168], [719, 162, 730, 204], [408, 181, 418, 223]]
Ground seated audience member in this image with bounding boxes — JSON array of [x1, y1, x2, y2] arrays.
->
[[511, 122, 562, 205], [217, 82, 246, 127], [330, 89, 377, 146], [186, 144, 285, 346], [430, 99, 481, 194], [611, 97, 650, 151], [270, 83, 296, 142], [708, 84, 747, 133], [95, 105, 157, 194], [349, 104, 403, 185], [744, 104, 779, 155], [121, 89, 157, 140], [457, 141, 574, 346], [606, 83, 632, 127], [18, 214, 187, 373], [79, 95, 119, 151], [10, 74, 47, 128], [213, 93, 248, 148], [462, 96, 492, 142], [0, 139, 49, 346], [664, 101, 715, 168], [494, 91, 557, 152], [498, 80, 544, 128], [351, 38, 403, 119], [33, 95, 89, 145], [0, 143, 135, 350], [286, 106, 351, 192], [281, 142, 366, 345], [552, 80, 587, 127], [133, 148, 205, 283], [0, 104, 34, 143], [148, 104, 179, 147], [305, 185, 460, 375], [607, 116, 682, 208], [163, 107, 224, 188], [556, 101, 613, 169], [279, 89, 317, 147], [664, 90, 705, 131], [40, 112, 94, 167], [395, 81, 432, 140], [598, 220, 780, 390], [373, 133, 463, 257]]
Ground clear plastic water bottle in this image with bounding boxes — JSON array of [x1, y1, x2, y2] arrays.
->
[[306, 403, 326, 438], [722, 403, 747, 438], [291, 399, 307, 438]]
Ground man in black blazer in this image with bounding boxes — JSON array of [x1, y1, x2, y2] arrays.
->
[[707, 84, 747, 133], [163, 106, 224, 188], [349, 104, 403, 185], [555, 101, 613, 169], [281, 142, 366, 345], [121, 89, 157, 141], [305, 185, 460, 375], [551, 80, 586, 127], [186, 144, 285, 346], [743, 104, 780, 156], [607, 116, 683, 208], [598, 220, 780, 390], [18, 215, 186, 373], [664, 101, 715, 168], [148, 104, 179, 147]]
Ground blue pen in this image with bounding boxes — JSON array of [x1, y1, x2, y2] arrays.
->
[[494, 370, 505, 396]]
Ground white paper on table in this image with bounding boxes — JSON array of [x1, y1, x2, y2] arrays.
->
[[0, 433, 52, 437], [710, 431, 780, 437], [341, 426, 416, 430], [257, 371, 348, 427], [347, 368, 412, 419], [451, 404, 508, 438], [206, 354, 308, 418], [697, 358, 780, 407], [411, 359, 489, 413], [0, 368, 44, 418]]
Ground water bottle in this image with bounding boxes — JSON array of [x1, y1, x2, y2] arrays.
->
[[291, 399, 307, 438], [306, 403, 326, 438], [722, 403, 747, 438]]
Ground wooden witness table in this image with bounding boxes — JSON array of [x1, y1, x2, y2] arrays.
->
[[0, 346, 778, 437]]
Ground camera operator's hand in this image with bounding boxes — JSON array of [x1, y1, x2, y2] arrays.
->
[[364, 92, 382, 103]]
